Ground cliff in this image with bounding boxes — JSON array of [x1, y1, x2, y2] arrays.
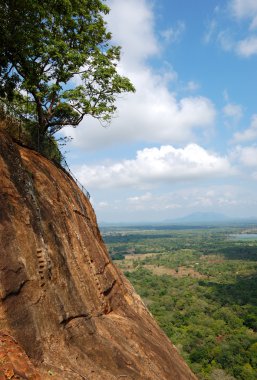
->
[[0, 130, 197, 380]]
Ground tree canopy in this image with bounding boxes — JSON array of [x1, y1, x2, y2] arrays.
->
[[0, 0, 135, 141]]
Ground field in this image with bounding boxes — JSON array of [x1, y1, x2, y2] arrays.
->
[[102, 224, 257, 380]]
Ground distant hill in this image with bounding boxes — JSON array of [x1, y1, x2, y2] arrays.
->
[[171, 212, 229, 223], [100, 213, 257, 228]]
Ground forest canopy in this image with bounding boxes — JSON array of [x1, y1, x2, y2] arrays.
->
[[0, 0, 135, 143]]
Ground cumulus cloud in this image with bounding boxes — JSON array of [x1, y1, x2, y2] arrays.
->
[[63, 0, 216, 150], [106, 0, 158, 69], [65, 87, 216, 150], [232, 114, 257, 142], [74, 144, 234, 189], [234, 145, 257, 167]]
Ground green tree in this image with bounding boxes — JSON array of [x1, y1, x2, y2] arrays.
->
[[0, 0, 135, 142]]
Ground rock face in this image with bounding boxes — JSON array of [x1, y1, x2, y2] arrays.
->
[[0, 331, 46, 380], [0, 130, 197, 380]]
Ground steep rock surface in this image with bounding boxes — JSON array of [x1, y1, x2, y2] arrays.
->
[[0, 331, 51, 380], [0, 130, 197, 380]]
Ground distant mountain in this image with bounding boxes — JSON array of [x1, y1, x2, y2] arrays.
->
[[172, 212, 229, 223], [100, 213, 257, 227]]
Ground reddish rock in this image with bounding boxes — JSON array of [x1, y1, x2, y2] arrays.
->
[[0, 331, 47, 379], [0, 130, 197, 379]]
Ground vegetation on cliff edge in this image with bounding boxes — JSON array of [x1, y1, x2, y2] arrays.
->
[[0, 0, 134, 157]]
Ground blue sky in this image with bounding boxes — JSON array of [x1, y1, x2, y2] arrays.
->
[[63, 0, 257, 223]]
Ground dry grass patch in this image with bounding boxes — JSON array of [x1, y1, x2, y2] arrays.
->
[[200, 254, 224, 263], [145, 264, 207, 279], [124, 253, 156, 260]]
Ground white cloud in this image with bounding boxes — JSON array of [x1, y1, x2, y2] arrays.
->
[[230, 0, 257, 26], [226, 1, 257, 56], [128, 192, 182, 211], [64, 86, 216, 150], [234, 145, 257, 167], [217, 32, 257, 58], [236, 36, 257, 56], [204, 19, 217, 44], [204, 2, 257, 57], [185, 81, 200, 92], [217, 30, 235, 51], [250, 17, 257, 30], [161, 21, 186, 44], [98, 201, 109, 208], [188, 187, 239, 208], [128, 192, 153, 203], [94, 184, 257, 222], [106, 0, 158, 69], [63, 0, 216, 150], [232, 114, 257, 142], [75, 144, 234, 189], [230, 0, 257, 30], [252, 171, 257, 180], [126, 192, 178, 211], [223, 103, 243, 124]]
